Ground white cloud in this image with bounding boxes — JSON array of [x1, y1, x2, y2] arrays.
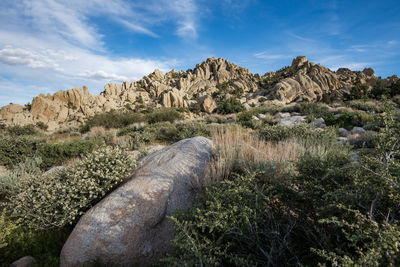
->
[[78, 70, 129, 82], [0, 0, 185, 107], [22, 0, 104, 50], [117, 19, 159, 38], [166, 0, 198, 39], [0, 47, 69, 70], [254, 52, 292, 60], [329, 62, 370, 71]]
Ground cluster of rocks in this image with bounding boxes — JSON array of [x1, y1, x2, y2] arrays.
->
[[1, 56, 398, 131]]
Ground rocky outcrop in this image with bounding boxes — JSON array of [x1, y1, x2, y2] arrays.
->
[[60, 136, 212, 267], [1, 56, 398, 130], [161, 88, 188, 108], [272, 56, 345, 103]]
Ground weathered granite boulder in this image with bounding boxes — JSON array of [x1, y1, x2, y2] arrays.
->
[[278, 116, 306, 126], [200, 95, 217, 113], [60, 137, 212, 267], [278, 115, 307, 126]]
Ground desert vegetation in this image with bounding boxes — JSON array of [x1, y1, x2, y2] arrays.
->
[[162, 104, 400, 266], [1, 96, 400, 265], [1, 58, 400, 266]]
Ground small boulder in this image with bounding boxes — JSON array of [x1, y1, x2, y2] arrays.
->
[[225, 117, 235, 124], [338, 128, 350, 137], [11, 256, 36, 267], [258, 113, 266, 119], [252, 115, 260, 121], [351, 127, 366, 135], [274, 112, 291, 119], [44, 166, 66, 176], [278, 115, 306, 126], [311, 118, 326, 128]]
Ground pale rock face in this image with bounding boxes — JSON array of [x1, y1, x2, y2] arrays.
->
[[278, 115, 307, 126], [200, 95, 217, 113], [60, 137, 212, 267], [161, 88, 188, 108]]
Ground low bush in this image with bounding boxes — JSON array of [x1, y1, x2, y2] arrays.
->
[[35, 121, 48, 131], [237, 109, 261, 129], [0, 223, 70, 266], [162, 104, 400, 266], [344, 82, 370, 100], [79, 110, 145, 133], [118, 121, 211, 148], [323, 111, 376, 130], [258, 124, 337, 147], [217, 97, 245, 114], [146, 108, 183, 124], [347, 100, 381, 112], [0, 209, 18, 249], [297, 102, 330, 117], [38, 138, 103, 170], [6, 124, 38, 136], [0, 136, 45, 169], [8, 146, 134, 230]]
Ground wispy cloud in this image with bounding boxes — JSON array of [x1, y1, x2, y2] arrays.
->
[[167, 0, 198, 39], [253, 52, 292, 60], [78, 70, 129, 82], [0, 0, 181, 106], [117, 19, 159, 38], [285, 31, 316, 42]]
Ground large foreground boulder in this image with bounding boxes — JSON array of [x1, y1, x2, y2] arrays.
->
[[60, 136, 212, 266]]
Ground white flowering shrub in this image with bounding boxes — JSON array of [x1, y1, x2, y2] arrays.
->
[[9, 146, 135, 230]]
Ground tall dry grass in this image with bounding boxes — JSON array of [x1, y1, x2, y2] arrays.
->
[[207, 126, 301, 181]]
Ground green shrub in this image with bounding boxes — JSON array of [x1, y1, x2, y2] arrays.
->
[[119, 121, 211, 148], [259, 124, 337, 146], [35, 121, 48, 131], [163, 173, 304, 266], [347, 100, 381, 112], [7, 124, 38, 136], [189, 104, 202, 114], [371, 79, 391, 99], [8, 146, 134, 230], [0, 209, 18, 249], [217, 97, 245, 114], [345, 82, 370, 100], [0, 223, 70, 266], [323, 111, 376, 130], [38, 138, 102, 170], [298, 102, 329, 117], [163, 104, 400, 266], [0, 136, 45, 169], [79, 110, 145, 133], [146, 109, 183, 124]]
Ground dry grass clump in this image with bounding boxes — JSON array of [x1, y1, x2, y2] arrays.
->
[[208, 126, 301, 181], [87, 126, 106, 138]]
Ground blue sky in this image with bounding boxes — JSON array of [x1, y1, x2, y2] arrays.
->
[[0, 0, 399, 107]]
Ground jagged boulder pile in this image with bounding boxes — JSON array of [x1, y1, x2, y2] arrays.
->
[[0, 56, 398, 131]]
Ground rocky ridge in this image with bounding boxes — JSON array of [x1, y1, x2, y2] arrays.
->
[[1, 56, 398, 131]]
